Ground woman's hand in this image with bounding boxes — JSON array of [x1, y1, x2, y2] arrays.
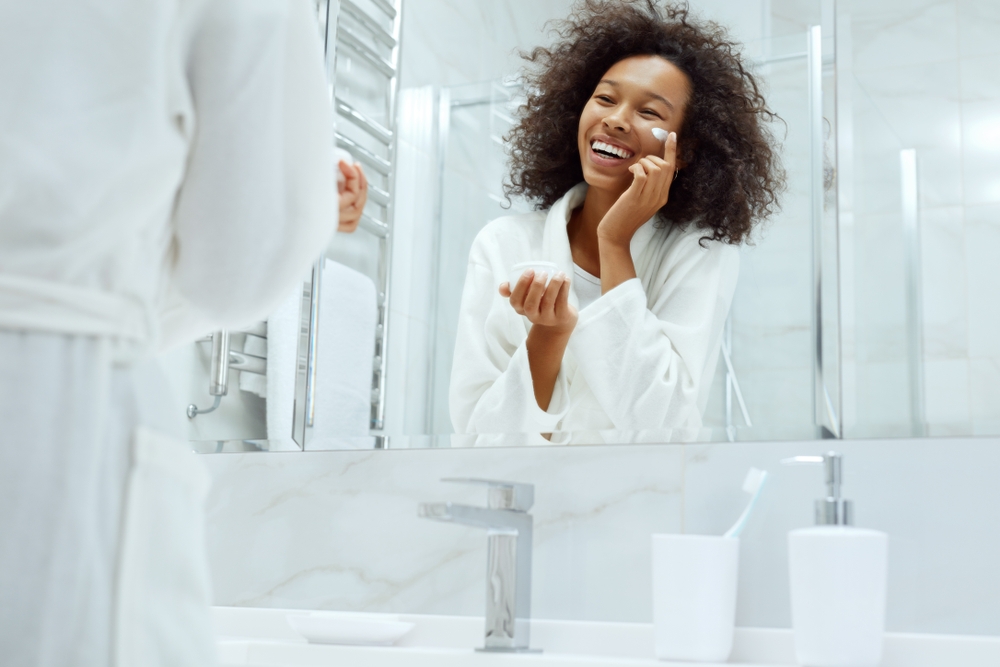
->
[[499, 270, 578, 334], [501, 270, 577, 411], [596, 131, 679, 247], [337, 160, 368, 233]]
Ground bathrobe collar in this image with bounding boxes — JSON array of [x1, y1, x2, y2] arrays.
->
[[541, 183, 658, 308]]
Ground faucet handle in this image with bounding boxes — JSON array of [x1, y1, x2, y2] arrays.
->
[[441, 478, 534, 512]]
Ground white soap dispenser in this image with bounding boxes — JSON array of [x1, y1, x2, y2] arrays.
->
[[782, 452, 888, 667]]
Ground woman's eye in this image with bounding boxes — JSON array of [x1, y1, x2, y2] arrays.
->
[[596, 95, 614, 103], [641, 109, 661, 118]]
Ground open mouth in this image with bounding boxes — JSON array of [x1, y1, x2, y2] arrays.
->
[[590, 140, 634, 160]]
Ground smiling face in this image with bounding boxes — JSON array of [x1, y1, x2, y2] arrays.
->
[[577, 55, 692, 196]]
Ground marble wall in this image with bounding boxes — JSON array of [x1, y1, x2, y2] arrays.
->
[[204, 435, 1000, 636]]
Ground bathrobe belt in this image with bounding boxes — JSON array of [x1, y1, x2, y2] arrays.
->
[[0, 273, 153, 361]]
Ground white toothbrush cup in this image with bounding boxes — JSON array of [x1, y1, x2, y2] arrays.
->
[[651, 534, 740, 663]]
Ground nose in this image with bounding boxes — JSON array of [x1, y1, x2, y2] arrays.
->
[[602, 106, 630, 133]]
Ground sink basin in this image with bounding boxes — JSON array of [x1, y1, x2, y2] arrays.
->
[[214, 607, 1000, 667]]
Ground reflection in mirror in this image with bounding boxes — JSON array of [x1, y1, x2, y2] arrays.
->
[[171, 0, 998, 453], [445, 5, 788, 446]]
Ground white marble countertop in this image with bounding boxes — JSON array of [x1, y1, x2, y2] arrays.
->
[[213, 607, 1000, 667]]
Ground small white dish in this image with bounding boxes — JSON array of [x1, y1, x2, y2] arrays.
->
[[508, 261, 560, 288], [286, 611, 415, 646]]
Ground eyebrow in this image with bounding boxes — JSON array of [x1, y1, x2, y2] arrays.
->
[[599, 79, 676, 111]]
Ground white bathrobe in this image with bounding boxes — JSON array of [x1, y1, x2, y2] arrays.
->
[[0, 1, 337, 665], [450, 183, 740, 445]]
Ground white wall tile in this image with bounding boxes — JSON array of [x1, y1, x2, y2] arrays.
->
[[854, 61, 962, 152], [964, 203, 1000, 358], [957, 0, 1000, 58], [923, 359, 971, 425], [851, 1, 959, 72], [960, 101, 1000, 205], [968, 357, 1000, 424], [959, 54, 1000, 102]]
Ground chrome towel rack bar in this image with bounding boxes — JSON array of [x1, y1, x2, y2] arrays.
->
[[368, 0, 397, 20], [335, 97, 393, 145], [337, 26, 395, 77], [366, 183, 390, 207], [294, 0, 401, 444], [341, 0, 397, 48], [335, 132, 391, 176], [359, 213, 389, 237]]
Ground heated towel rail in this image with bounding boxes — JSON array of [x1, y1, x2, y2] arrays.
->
[[290, 0, 402, 447], [188, 1, 403, 449]]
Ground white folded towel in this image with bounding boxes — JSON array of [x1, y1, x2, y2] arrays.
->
[[258, 259, 377, 449], [310, 259, 377, 448], [237, 333, 267, 398]]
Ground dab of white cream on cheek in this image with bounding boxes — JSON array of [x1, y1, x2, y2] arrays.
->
[[652, 127, 669, 142]]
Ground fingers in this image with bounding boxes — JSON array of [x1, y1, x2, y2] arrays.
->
[[662, 131, 677, 160], [632, 150, 676, 205], [628, 162, 647, 193], [499, 281, 512, 298], [334, 163, 369, 233], [338, 215, 360, 233], [508, 270, 535, 314], [509, 271, 551, 316], [522, 272, 548, 314], [339, 160, 358, 192], [552, 274, 572, 317], [538, 272, 567, 313], [353, 164, 369, 211], [337, 164, 369, 233]]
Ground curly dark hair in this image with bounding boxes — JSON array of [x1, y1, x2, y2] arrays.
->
[[504, 0, 784, 245]]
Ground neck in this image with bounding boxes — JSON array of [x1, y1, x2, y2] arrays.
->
[[567, 185, 625, 277]]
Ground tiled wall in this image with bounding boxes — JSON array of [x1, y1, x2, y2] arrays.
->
[[845, 0, 1000, 435]]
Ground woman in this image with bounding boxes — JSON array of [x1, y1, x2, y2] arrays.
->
[[0, 1, 366, 664], [450, 0, 783, 443]]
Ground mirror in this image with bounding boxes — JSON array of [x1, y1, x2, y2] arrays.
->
[[160, 0, 994, 451]]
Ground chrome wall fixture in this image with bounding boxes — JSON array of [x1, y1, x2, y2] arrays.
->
[[900, 148, 926, 435], [291, 0, 403, 447], [186, 324, 267, 419], [337, 0, 403, 439], [418, 479, 537, 653], [808, 23, 842, 439]]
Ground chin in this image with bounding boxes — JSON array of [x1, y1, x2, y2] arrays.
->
[[582, 169, 628, 193]]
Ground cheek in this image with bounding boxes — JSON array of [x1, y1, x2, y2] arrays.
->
[[578, 104, 601, 137]]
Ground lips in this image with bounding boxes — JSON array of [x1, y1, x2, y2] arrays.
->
[[587, 134, 636, 168], [590, 140, 634, 159]]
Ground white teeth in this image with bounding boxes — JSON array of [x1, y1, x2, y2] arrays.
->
[[591, 140, 633, 159]]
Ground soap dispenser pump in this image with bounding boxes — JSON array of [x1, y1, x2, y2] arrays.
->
[[782, 452, 888, 667]]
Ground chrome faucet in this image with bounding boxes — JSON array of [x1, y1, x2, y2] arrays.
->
[[418, 478, 537, 653]]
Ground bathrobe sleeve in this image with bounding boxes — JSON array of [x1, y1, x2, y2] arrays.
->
[[160, 0, 338, 348], [449, 245, 571, 436], [566, 235, 739, 430]]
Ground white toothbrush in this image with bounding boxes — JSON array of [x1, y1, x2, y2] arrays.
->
[[652, 127, 670, 142], [723, 467, 769, 539]]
